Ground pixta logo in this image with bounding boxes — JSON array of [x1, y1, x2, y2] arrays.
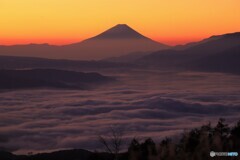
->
[[210, 151, 238, 157]]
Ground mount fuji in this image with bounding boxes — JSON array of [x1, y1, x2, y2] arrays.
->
[[0, 24, 169, 60]]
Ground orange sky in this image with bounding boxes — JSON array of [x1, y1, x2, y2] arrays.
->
[[0, 0, 240, 46]]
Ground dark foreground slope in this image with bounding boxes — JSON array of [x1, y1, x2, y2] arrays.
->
[[0, 149, 127, 160], [0, 69, 114, 90], [0, 119, 239, 160]]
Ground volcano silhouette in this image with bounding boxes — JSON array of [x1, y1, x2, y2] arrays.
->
[[64, 24, 169, 59], [91, 24, 153, 39], [0, 24, 169, 60]]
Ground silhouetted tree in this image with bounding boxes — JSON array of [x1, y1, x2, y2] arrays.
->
[[128, 138, 141, 160], [99, 127, 124, 160], [141, 138, 157, 160], [230, 120, 240, 151], [214, 118, 230, 137], [231, 120, 240, 137]]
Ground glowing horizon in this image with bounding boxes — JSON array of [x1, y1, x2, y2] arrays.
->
[[0, 0, 240, 46]]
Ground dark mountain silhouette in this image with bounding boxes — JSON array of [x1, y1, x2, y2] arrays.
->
[[0, 55, 135, 70], [138, 32, 240, 74], [181, 32, 240, 56], [88, 24, 150, 39], [63, 24, 169, 59], [0, 43, 59, 59], [0, 31, 239, 74], [0, 24, 169, 60], [0, 69, 114, 90], [173, 35, 222, 50], [189, 45, 240, 74]]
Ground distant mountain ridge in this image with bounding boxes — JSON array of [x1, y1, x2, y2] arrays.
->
[[138, 32, 240, 74], [190, 44, 240, 74], [0, 55, 135, 70], [0, 31, 239, 74], [0, 24, 169, 60], [0, 69, 114, 90]]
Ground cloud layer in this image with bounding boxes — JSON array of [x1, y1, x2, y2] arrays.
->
[[0, 70, 240, 154]]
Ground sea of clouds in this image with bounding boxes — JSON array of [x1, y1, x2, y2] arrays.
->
[[0, 70, 240, 154]]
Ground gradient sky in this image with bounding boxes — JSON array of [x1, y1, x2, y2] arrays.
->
[[0, 0, 240, 45]]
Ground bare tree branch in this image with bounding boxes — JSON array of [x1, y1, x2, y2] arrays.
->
[[98, 126, 124, 160], [98, 135, 113, 154]]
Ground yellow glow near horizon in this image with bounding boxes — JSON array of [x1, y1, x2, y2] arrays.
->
[[0, 0, 240, 45]]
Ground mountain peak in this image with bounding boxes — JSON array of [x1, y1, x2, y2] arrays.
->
[[115, 24, 129, 26], [90, 24, 149, 39], [113, 24, 132, 29]]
